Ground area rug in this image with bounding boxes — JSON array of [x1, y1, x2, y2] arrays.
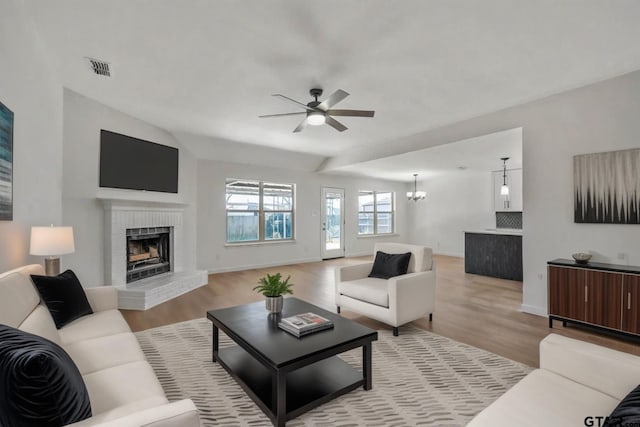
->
[[135, 318, 532, 426]]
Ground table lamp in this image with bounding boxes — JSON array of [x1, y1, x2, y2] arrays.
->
[[30, 226, 75, 276]]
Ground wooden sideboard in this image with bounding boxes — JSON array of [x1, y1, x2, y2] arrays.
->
[[548, 259, 640, 337]]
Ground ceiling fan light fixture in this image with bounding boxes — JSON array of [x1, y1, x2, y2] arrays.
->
[[307, 111, 326, 126]]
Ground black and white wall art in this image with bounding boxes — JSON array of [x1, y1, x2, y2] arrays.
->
[[574, 148, 640, 224], [0, 100, 13, 221]]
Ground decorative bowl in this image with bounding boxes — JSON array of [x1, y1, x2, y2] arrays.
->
[[572, 253, 592, 264]]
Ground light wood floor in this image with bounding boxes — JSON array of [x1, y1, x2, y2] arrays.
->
[[121, 255, 640, 367]]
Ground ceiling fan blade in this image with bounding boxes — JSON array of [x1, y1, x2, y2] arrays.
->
[[326, 109, 375, 117], [259, 112, 306, 118], [325, 116, 348, 132], [318, 89, 349, 110], [293, 117, 308, 133], [272, 94, 314, 111]]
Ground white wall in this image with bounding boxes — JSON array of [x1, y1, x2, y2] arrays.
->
[[333, 69, 640, 316], [0, 0, 63, 272], [62, 90, 198, 286], [197, 161, 409, 272], [408, 172, 494, 257]]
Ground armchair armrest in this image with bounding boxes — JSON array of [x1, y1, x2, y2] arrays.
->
[[540, 333, 640, 400], [387, 269, 436, 325], [335, 262, 373, 284], [68, 399, 199, 427], [84, 286, 118, 312]]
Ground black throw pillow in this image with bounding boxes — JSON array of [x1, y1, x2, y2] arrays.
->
[[31, 269, 93, 329], [0, 324, 92, 426], [368, 251, 412, 279], [604, 385, 640, 427]]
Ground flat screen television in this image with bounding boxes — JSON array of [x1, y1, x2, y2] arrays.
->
[[99, 130, 179, 193]]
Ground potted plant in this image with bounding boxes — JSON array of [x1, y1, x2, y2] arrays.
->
[[253, 273, 294, 314]]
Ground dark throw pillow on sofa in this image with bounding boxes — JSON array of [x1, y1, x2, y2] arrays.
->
[[31, 269, 93, 329], [603, 385, 640, 427], [368, 251, 412, 279], [0, 324, 92, 426]]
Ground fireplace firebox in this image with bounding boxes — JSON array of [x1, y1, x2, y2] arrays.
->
[[126, 227, 171, 283]]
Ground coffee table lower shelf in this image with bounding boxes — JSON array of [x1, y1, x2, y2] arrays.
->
[[216, 345, 363, 424]]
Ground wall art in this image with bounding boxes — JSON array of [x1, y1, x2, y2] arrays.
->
[[574, 148, 640, 224], [0, 100, 13, 221]]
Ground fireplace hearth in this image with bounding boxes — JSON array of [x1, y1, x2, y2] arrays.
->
[[126, 227, 171, 283]]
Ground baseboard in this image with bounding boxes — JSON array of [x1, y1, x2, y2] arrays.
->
[[207, 257, 322, 274], [520, 304, 547, 317], [344, 251, 371, 258], [434, 250, 463, 258]]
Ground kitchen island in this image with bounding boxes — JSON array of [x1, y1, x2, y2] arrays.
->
[[464, 229, 522, 281]]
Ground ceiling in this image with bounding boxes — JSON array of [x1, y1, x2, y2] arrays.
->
[[23, 0, 640, 179], [337, 127, 522, 182]]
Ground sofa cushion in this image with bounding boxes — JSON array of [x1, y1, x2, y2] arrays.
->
[[604, 385, 640, 427], [369, 251, 411, 279], [18, 304, 61, 345], [467, 369, 619, 427], [31, 269, 94, 329], [83, 360, 167, 415], [59, 309, 132, 344], [338, 277, 389, 307], [541, 333, 640, 401], [0, 324, 92, 426], [68, 396, 170, 426], [64, 332, 146, 375], [0, 269, 41, 327]]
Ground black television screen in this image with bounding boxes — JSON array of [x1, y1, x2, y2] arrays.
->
[[99, 130, 179, 193]]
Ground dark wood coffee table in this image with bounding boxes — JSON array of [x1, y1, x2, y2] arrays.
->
[[207, 297, 378, 426]]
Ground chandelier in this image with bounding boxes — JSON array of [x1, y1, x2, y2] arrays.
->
[[406, 174, 426, 202]]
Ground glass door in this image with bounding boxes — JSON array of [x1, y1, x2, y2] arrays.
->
[[321, 187, 345, 259]]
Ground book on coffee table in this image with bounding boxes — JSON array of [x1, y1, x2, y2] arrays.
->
[[278, 312, 334, 337]]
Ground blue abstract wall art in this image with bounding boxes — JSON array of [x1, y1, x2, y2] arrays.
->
[[0, 100, 13, 221]]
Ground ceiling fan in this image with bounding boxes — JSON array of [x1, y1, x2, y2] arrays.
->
[[259, 88, 375, 133]]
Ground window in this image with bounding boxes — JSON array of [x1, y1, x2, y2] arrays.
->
[[226, 179, 294, 243], [358, 191, 395, 235]]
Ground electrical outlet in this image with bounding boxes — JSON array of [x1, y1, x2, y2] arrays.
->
[[618, 252, 627, 261], [537, 273, 543, 281]]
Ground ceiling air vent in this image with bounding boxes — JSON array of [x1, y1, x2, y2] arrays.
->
[[85, 57, 111, 77]]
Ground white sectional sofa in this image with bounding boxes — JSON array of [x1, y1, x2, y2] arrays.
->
[[468, 333, 640, 426], [0, 264, 200, 427]]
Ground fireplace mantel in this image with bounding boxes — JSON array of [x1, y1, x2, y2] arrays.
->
[[97, 197, 189, 210]]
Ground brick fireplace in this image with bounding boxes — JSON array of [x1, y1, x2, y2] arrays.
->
[[100, 199, 207, 310]]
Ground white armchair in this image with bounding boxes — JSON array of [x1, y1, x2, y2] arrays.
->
[[335, 243, 436, 336]]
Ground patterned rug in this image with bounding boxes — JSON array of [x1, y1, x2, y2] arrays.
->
[[135, 318, 532, 426]]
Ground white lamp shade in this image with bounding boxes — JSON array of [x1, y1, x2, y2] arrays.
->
[[30, 226, 75, 256], [500, 185, 510, 196]]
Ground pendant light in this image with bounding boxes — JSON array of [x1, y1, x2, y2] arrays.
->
[[407, 174, 426, 201], [500, 157, 510, 196]]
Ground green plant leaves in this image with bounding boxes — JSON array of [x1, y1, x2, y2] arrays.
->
[[252, 273, 294, 297]]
